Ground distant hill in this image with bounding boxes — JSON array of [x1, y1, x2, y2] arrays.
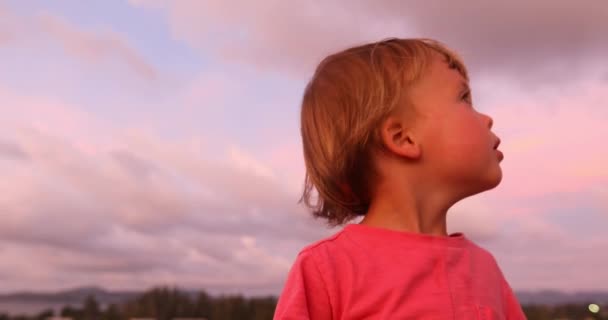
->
[[1, 286, 608, 316], [516, 290, 608, 305], [0, 286, 140, 316], [0, 286, 138, 304]]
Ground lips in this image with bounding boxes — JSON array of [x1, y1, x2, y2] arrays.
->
[[493, 138, 504, 161], [496, 149, 504, 161]]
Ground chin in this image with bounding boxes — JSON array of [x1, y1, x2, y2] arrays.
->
[[450, 163, 503, 198], [466, 165, 503, 196], [483, 165, 503, 191]]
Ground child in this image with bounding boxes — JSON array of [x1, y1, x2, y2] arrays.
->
[[273, 38, 526, 319]]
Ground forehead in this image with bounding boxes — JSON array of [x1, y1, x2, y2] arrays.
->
[[422, 55, 467, 89], [408, 55, 467, 96], [404, 54, 468, 114]]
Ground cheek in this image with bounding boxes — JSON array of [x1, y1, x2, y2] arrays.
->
[[438, 118, 489, 163], [450, 115, 488, 148], [422, 112, 488, 161]]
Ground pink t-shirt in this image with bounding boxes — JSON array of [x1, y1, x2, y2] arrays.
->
[[274, 223, 526, 319]]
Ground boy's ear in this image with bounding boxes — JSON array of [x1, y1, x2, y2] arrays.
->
[[380, 116, 421, 160]]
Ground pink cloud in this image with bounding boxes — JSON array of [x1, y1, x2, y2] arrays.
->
[[0, 4, 157, 81], [130, 0, 608, 79], [35, 13, 157, 80], [1, 72, 606, 293], [129, 0, 403, 73], [488, 227, 608, 291], [490, 82, 608, 199], [0, 87, 323, 293], [1, 0, 605, 293], [261, 141, 306, 194], [0, 3, 17, 45], [0, 86, 110, 157]]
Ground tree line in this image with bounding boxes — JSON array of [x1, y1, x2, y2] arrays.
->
[[0, 287, 277, 320], [0, 287, 605, 320]]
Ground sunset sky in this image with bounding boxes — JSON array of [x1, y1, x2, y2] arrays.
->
[[0, 0, 607, 295]]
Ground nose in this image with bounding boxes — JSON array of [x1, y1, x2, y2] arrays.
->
[[483, 113, 493, 129]]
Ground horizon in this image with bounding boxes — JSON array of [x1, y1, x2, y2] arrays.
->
[[2, 286, 605, 319], [4, 285, 608, 296]]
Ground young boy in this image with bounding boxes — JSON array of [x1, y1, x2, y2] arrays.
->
[[274, 38, 526, 319]]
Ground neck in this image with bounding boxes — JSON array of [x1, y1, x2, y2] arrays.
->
[[360, 181, 455, 237]]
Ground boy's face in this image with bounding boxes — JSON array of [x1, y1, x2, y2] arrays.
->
[[408, 55, 503, 195]]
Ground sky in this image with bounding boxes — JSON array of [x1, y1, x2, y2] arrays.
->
[[0, 0, 606, 295]]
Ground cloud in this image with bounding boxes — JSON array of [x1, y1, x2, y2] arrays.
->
[[1, 1, 605, 294], [1, 66, 606, 294], [0, 132, 314, 293], [127, 0, 399, 74], [129, 0, 608, 82], [2, 83, 557, 294], [0, 87, 330, 294], [35, 13, 157, 81], [489, 80, 608, 199], [486, 214, 608, 291], [0, 140, 29, 161], [0, 4, 157, 81], [356, 0, 608, 80], [0, 3, 18, 45]]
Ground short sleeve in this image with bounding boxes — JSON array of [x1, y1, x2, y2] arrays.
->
[[273, 249, 332, 320]]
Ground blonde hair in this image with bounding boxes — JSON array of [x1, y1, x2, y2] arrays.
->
[[299, 38, 469, 227]]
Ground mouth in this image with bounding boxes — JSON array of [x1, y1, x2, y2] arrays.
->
[[496, 149, 504, 161]]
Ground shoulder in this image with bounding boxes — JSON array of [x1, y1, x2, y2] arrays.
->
[[293, 228, 349, 267], [467, 240, 495, 257], [467, 240, 502, 268], [299, 228, 348, 256], [465, 240, 508, 280]]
